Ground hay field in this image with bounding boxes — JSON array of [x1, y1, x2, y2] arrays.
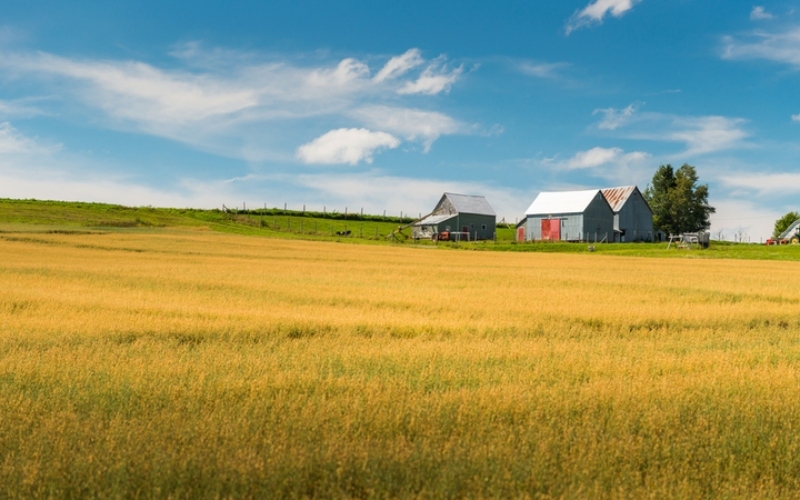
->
[[2, 229, 800, 498]]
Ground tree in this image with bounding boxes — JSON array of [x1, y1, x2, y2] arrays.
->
[[773, 211, 800, 239], [644, 163, 715, 235]]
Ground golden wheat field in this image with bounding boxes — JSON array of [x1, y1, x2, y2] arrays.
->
[[2, 228, 800, 498]]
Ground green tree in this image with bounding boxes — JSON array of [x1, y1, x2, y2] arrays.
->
[[773, 211, 800, 239], [644, 163, 715, 235]]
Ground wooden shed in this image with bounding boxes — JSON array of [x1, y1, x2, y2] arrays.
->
[[412, 193, 496, 241], [519, 189, 615, 242]]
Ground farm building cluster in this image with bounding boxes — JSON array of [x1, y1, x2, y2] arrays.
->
[[413, 186, 656, 243]]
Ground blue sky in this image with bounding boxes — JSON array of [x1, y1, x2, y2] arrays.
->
[[1, 0, 799, 241]]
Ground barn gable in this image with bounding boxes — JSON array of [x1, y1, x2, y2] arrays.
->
[[601, 186, 654, 241]]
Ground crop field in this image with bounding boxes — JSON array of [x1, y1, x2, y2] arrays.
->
[[2, 227, 800, 498]]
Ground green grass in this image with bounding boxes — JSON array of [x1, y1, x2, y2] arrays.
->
[[0, 198, 413, 242], [3, 197, 799, 261]]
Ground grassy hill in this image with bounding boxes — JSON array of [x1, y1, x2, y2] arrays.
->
[[2, 198, 799, 260]]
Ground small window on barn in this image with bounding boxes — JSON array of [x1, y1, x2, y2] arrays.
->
[[470, 224, 475, 229], [481, 224, 487, 230]]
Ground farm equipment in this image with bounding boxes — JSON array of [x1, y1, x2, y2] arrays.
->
[[388, 211, 434, 242]]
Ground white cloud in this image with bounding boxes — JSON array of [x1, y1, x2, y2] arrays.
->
[[594, 106, 749, 156], [667, 116, 749, 156], [351, 106, 466, 151], [0, 122, 60, 154], [719, 172, 800, 195], [593, 103, 639, 130], [750, 6, 774, 20], [792, 113, 800, 122], [518, 61, 571, 80], [566, 0, 642, 35], [0, 98, 47, 118], [552, 146, 650, 172], [0, 47, 469, 160], [708, 198, 781, 243], [373, 49, 424, 83], [398, 59, 463, 95], [296, 128, 400, 165], [307, 58, 371, 88], [564, 147, 624, 169], [722, 26, 800, 68]]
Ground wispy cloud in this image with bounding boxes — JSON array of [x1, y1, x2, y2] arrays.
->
[[0, 46, 469, 162], [721, 26, 800, 68], [593, 105, 749, 156], [666, 116, 749, 156], [792, 113, 800, 122], [566, 0, 642, 35], [0, 98, 48, 118], [593, 103, 639, 130], [296, 128, 400, 165], [546, 146, 650, 176], [0, 121, 59, 154], [373, 49, 424, 83], [518, 61, 571, 80], [351, 105, 468, 151], [719, 172, 800, 195], [750, 6, 774, 20], [398, 57, 464, 95]]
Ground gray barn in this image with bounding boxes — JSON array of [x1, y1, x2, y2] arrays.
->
[[412, 193, 496, 241], [601, 186, 654, 242], [518, 189, 615, 242]]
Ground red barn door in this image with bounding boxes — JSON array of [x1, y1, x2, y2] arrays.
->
[[541, 219, 560, 241]]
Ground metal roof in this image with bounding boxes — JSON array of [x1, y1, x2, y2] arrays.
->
[[441, 193, 496, 216], [780, 219, 800, 240], [601, 186, 637, 212], [525, 189, 602, 216], [412, 214, 457, 226]]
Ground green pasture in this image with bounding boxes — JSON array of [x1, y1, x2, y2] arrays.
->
[[2, 198, 799, 260]]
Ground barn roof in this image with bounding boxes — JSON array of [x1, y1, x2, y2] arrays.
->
[[441, 193, 496, 216], [601, 186, 638, 212], [412, 213, 457, 226], [525, 189, 602, 216]]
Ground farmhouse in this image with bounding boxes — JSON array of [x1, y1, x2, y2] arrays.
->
[[412, 192, 496, 241], [517, 189, 615, 242], [601, 186, 654, 242]]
